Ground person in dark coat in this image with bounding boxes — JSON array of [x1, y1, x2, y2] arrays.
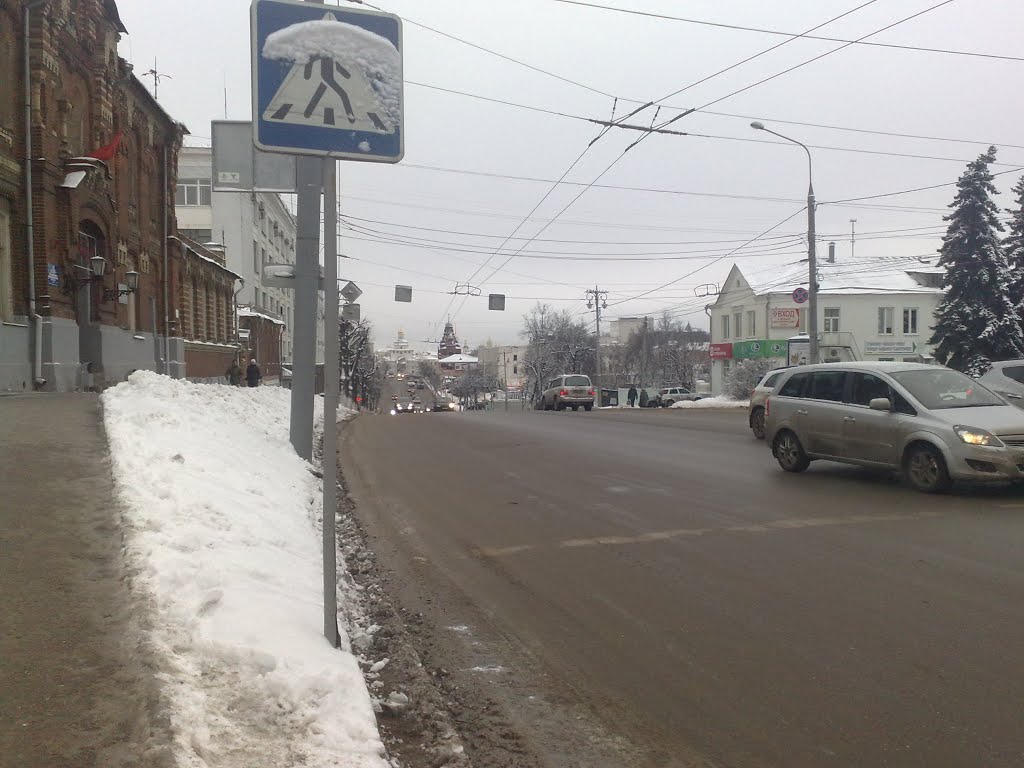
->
[[245, 359, 262, 388], [627, 385, 638, 407], [226, 360, 243, 386], [638, 388, 649, 408]]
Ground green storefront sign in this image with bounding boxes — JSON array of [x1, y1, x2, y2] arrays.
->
[[733, 339, 787, 359]]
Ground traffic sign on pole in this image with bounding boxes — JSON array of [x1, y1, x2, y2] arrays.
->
[[340, 280, 362, 303], [251, 0, 404, 162], [792, 287, 809, 304]]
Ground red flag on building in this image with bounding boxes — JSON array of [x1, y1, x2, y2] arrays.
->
[[87, 130, 123, 163]]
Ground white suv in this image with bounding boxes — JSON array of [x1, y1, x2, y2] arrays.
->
[[658, 386, 702, 407], [539, 375, 595, 412]]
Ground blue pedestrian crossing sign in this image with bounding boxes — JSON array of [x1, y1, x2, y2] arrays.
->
[[251, 0, 403, 162]]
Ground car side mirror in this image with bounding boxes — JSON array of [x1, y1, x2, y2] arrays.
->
[[869, 397, 892, 411]]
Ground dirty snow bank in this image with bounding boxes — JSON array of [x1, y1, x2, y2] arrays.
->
[[263, 18, 401, 123], [670, 396, 749, 409], [102, 372, 386, 768]]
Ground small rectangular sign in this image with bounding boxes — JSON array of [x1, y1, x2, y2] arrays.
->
[[394, 285, 412, 303], [864, 340, 917, 355], [710, 343, 733, 360], [488, 294, 505, 311], [770, 307, 800, 328]]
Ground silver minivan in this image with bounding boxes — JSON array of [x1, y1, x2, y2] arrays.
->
[[764, 362, 1024, 492]]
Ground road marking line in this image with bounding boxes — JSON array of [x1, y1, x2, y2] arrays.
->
[[474, 512, 942, 557]]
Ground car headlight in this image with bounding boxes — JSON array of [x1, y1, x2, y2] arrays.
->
[[954, 425, 1003, 447]]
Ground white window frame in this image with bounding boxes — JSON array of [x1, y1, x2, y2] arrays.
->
[[903, 307, 919, 335], [823, 307, 840, 333], [747, 310, 756, 338], [722, 314, 730, 339], [733, 311, 743, 339], [175, 178, 212, 207], [878, 306, 895, 335]]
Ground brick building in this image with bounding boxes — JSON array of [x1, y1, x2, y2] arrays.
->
[[169, 237, 243, 383], [0, 0, 192, 390]]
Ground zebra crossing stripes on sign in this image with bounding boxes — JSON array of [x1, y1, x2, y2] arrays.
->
[[251, 0, 404, 161]]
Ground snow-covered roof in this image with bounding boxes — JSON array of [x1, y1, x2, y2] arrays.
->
[[238, 307, 286, 326], [438, 353, 478, 364], [744, 256, 943, 297]]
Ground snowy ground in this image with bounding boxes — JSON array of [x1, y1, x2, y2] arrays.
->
[[102, 372, 388, 768], [670, 396, 749, 409]]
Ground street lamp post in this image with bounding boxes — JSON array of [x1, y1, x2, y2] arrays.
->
[[751, 121, 818, 363]]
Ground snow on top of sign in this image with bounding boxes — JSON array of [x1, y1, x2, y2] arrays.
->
[[263, 19, 401, 123]]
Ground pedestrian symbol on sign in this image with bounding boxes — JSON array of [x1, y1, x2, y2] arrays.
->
[[252, 0, 404, 161], [262, 13, 397, 136]]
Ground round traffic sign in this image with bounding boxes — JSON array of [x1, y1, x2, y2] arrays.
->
[[792, 287, 809, 304]]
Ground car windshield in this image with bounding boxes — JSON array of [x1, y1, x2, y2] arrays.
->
[[890, 369, 1006, 409], [565, 376, 590, 386]]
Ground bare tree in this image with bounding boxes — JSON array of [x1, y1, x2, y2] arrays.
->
[[520, 303, 596, 401]]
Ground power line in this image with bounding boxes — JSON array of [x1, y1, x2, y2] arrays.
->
[[466, 1, 957, 294], [646, 0, 957, 137], [606, 207, 810, 308], [823, 165, 1024, 204], [408, 79, 1024, 154], [551, 0, 1023, 64], [444, 1, 887, 316]]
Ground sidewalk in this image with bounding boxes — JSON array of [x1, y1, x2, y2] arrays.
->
[[0, 394, 168, 767]]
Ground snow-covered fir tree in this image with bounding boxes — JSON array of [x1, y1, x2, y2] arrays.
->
[[1004, 175, 1024, 306], [928, 147, 1024, 376]]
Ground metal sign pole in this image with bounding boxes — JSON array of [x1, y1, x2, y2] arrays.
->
[[289, 156, 322, 461], [321, 158, 341, 648]]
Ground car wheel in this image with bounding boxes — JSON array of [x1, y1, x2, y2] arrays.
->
[[664, 399, 674, 407], [750, 407, 766, 440], [583, 404, 593, 412], [572, 405, 579, 412], [773, 430, 810, 473], [555, 401, 565, 412], [904, 444, 952, 494]]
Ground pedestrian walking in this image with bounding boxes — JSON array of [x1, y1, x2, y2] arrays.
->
[[245, 359, 262, 388], [627, 385, 638, 407], [638, 388, 649, 408], [226, 360, 243, 387]]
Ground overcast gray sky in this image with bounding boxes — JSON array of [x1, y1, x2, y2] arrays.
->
[[116, 0, 1024, 352]]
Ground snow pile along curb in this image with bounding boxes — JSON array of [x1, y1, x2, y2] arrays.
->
[[102, 372, 386, 768], [670, 396, 749, 409]]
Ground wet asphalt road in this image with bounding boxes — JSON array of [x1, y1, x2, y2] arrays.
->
[[342, 401, 1024, 768]]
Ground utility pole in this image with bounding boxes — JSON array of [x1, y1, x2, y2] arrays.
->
[[585, 287, 607, 405], [640, 316, 649, 391], [850, 218, 857, 261], [501, 349, 509, 411], [751, 121, 818, 363]]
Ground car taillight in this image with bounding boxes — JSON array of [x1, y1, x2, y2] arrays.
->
[[587, 389, 595, 397], [559, 389, 569, 396], [765, 396, 770, 416]]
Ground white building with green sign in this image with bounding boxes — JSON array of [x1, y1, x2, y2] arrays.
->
[[708, 257, 944, 395]]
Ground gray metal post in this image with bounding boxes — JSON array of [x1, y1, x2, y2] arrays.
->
[[289, 156, 322, 460], [593, 287, 602, 403], [321, 159, 340, 648], [807, 179, 818, 364]]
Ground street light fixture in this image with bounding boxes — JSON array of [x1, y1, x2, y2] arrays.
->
[[751, 121, 818, 363]]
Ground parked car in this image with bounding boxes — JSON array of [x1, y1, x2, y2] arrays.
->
[[658, 386, 702, 407], [764, 362, 1024, 493], [748, 367, 790, 439], [978, 360, 1024, 408], [540, 374, 595, 412]]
